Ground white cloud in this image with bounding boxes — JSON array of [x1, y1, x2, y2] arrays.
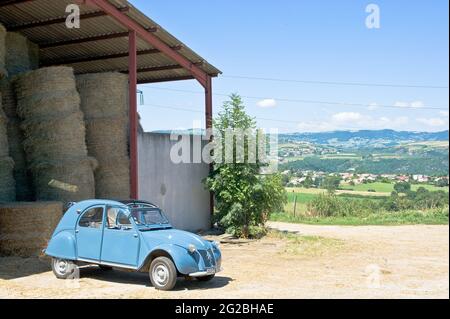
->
[[410, 101, 424, 108], [332, 112, 363, 123], [394, 100, 424, 109], [367, 103, 378, 111], [440, 110, 449, 117], [256, 99, 277, 108], [417, 118, 447, 127]]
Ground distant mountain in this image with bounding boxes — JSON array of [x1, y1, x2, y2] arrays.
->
[[280, 130, 449, 148]]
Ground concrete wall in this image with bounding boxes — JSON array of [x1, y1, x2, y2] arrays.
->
[[138, 132, 210, 232]]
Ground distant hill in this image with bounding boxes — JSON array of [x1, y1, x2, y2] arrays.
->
[[280, 130, 449, 148]]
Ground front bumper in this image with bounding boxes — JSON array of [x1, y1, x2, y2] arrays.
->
[[188, 247, 222, 277], [189, 266, 223, 277]]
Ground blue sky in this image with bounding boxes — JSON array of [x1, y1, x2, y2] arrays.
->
[[131, 0, 449, 133]]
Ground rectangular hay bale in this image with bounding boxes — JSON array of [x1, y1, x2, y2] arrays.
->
[[0, 202, 63, 257]]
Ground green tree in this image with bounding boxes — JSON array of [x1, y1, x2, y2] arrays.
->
[[394, 182, 411, 194], [204, 94, 287, 238], [322, 175, 342, 194], [303, 175, 313, 188]]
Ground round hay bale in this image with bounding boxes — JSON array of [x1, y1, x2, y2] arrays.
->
[[95, 156, 130, 199], [21, 111, 88, 163], [31, 157, 96, 202], [0, 99, 9, 157], [14, 67, 77, 101], [76, 72, 129, 119], [5, 32, 39, 77], [0, 156, 15, 202], [0, 23, 7, 79], [0, 78, 17, 118], [5, 118, 26, 167], [85, 117, 128, 158], [16, 89, 80, 120], [0, 202, 63, 257], [6, 118, 34, 201], [27, 41, 40, 71]]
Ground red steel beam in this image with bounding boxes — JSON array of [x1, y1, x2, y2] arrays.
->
[[39, 28, 158, 49], [83, 0, 209, 87], [41, 45, 183, 66], [129, 30, 139, 200], [0, 0, 34, 7], [137, 75, 195, 84]]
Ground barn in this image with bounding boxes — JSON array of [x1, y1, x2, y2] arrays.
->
[[0, 0, 220, 256]]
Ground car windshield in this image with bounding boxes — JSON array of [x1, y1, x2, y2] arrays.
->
[[130, 208, 170, 226]]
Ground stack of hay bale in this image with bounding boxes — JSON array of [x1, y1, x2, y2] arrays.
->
[[76, 72, 130, 199], [0, 31, 39, 201], [0, 106, 16, 202], [0, 23, 16, 202], [15, 67, 96, 202], [0, 23, 6, 77], [0, 202, 63, 257]]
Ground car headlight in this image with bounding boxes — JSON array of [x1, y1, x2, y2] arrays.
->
[[188, 244, 197, 253]]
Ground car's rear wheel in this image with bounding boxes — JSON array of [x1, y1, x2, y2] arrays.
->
[[196, 274, 215, 282], [149, 257, 177, 291], [51, 258, 77, 279]]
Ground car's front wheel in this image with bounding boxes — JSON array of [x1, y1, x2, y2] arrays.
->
[[51, 258, 77, 279], [149, 257, 177, 291]]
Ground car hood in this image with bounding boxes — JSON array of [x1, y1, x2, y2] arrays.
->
[[140, 228, 211, 250]]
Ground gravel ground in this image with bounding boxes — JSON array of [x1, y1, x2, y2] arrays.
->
[[0, 222, 448, 299]]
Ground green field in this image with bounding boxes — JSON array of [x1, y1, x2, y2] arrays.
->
[[271, 209, 449, 226], [284, 188, 386, 216], [278, 185, 449, 225], [340, 182, 449, 193]]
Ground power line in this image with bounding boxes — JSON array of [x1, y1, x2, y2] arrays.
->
[[220, 75, 450, 89], [140, 103, 371, 130], [140, 86, 448, 111]]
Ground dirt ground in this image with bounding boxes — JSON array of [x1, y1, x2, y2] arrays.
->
[[0, 222, 448, 299]]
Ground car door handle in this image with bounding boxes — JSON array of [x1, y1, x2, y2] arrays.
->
[[75, 230, 79, 233], [133, 234, 138, 238]]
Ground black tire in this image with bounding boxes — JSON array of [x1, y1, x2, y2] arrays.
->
[[51, 258, 77, 279], [99, 265, 113, 271], [149, 257, 177, 291], [196, 274, 215, 282]]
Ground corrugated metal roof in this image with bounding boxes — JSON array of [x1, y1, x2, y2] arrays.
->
[[0, 0, 221, 83]]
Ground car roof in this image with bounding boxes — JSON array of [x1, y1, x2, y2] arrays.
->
[[55, 200, 128, 232]]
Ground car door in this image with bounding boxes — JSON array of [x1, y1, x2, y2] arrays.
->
[[100, 207, 140, 267], [76, 205, 105, 261]]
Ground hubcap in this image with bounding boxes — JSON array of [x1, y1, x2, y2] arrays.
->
[[152, 263, 169, 286], [55, 259, 68, 275]]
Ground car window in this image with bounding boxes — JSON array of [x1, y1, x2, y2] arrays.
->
[[106, 207, 119, 228], [79, 207, 104, 229], [117, 211, 132, 227], [106, 207, 132, 230]]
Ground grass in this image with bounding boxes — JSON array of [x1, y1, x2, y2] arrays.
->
[[270, 209, 449, 226], [285, 188, 388, 216], [281, 185, 449, 225], [340, 182, 449, 193], [267, 230, 343, 256]]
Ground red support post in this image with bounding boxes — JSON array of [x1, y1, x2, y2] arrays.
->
[[205, 76, 214, 216], [129, 30, 139, 199]]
